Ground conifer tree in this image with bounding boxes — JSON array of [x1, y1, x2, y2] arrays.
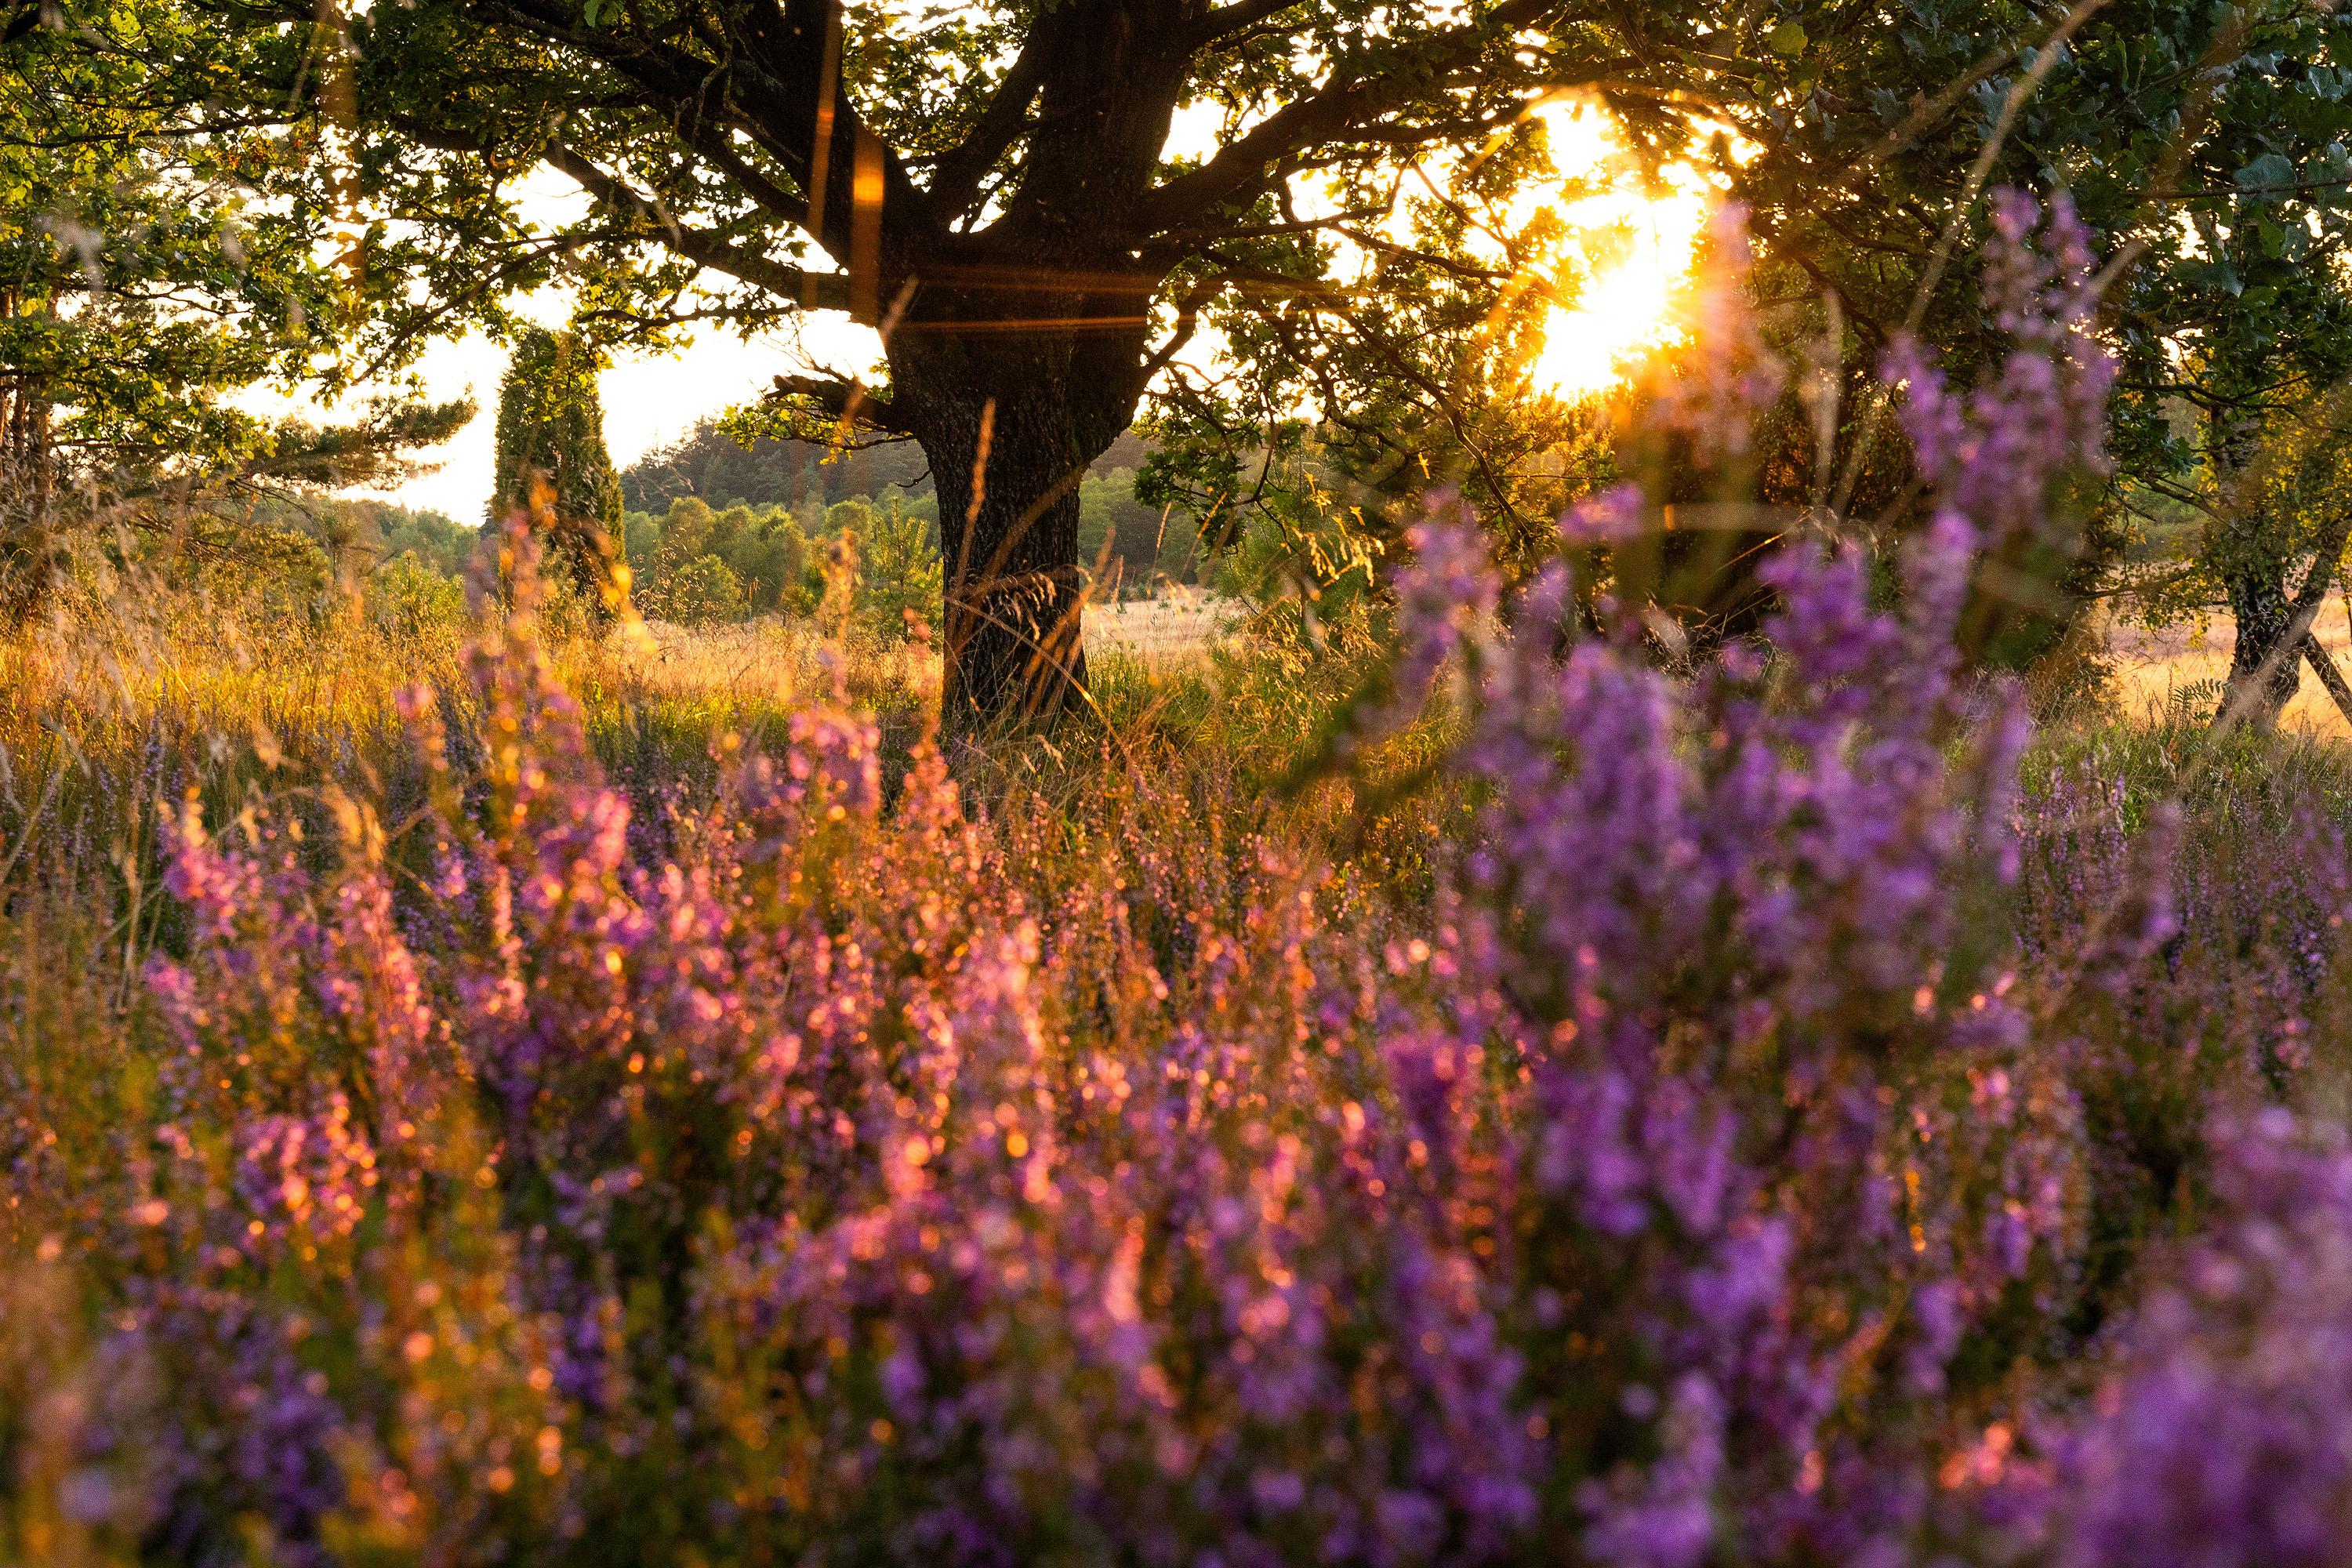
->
[[492, 327, 626, 613]]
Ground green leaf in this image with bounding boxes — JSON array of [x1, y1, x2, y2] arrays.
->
[[2235, 151, 2296, 195], [1768, 20, 1807, 56]]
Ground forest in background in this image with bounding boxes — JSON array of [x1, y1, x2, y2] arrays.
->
[[613, 423, 1203, 619], [239, 419, 1207, 647]]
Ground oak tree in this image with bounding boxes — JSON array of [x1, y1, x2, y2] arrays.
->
[[316, 0, 1687, 728], [321, 0, 2310, 722]]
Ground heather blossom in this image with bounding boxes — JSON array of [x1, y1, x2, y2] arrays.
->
[[6, 188, 2343, 1568], [2019, 1110, 2352, 1568]]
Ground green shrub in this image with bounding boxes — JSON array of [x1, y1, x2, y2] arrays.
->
[[368, 550, 466, 641], [653, 553, 746, 625], [853, 494, 942, 641]]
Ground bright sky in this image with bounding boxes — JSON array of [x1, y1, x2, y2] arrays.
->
[[239, 164, 887, 521], [1519, 103, 1719, 398], [278, 100, 1717, 520], [343, 307, 885, 521]]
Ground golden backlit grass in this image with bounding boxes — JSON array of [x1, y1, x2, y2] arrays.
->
[[0, 587, 1276, 895], [2104, 609, 2352, 741]]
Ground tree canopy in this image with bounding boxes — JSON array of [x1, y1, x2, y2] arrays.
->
[[0, 0, 466, 615], [284, 0, 2339, 720], [16, 0, 2352, 726], [307, 0, 1679, 724]]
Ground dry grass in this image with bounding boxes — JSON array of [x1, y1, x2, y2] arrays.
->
[[0, 593, 428, 738], [581, 591, 1243, 714], [1081, 589, 1245, 664], [578, 615, 942, 713], [2103, 604, 2352, 739]]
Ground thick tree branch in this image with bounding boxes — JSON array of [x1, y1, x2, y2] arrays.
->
[[766, 372, 913, 435], [475, 0, 728, 116], [679, 123, 811, 228], [2305, 634, 2352, 725], [476, 0, 935, 268], [1181, 0, 1300, 51], [926, 17, 1058, 220], [2290, 514, 2352, 625], [1136, 0, 1604, 235], [730, 0, 938, 260], [545, 140, 851, 310]]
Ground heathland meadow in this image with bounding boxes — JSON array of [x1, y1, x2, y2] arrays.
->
[[5, 199, 2352, 1568]]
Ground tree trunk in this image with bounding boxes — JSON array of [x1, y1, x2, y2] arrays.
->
[[0, 327, 56, 627], [2223, 543, 2300, 728], [848, 0, 1188, 733], [892, 332, 1140, 734], [2212, 406, 2299, 730]]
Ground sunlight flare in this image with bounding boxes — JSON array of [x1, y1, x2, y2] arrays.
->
[[1516, 103, 1723, 400]]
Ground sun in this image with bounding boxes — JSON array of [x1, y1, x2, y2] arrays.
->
[[1514, 103, 1722, 401]]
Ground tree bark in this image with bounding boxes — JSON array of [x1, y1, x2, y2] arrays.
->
[[2212, 497, 2352, 738], [0, 315, 56, 627], [2223, 546, 2299, 728], [2304, 633, 2352, 726], [894, 335, 1134, 732], [2212, 404, 2300, 731]]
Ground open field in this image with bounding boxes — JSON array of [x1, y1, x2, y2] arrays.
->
[[1080, 589, 1247, 662], [606, 590, 1243, 710], [2105, 604, 2352, 738]]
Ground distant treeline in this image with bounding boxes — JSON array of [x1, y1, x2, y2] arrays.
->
[[206, 425, 1204, 634], [621, 477, 1200, 628], [619, 424, 931, 513], [616, 419, 1156, 514], [619, 423, 1200, 590], [239, 494, 482, 579], [620, 495, 933, 631]]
